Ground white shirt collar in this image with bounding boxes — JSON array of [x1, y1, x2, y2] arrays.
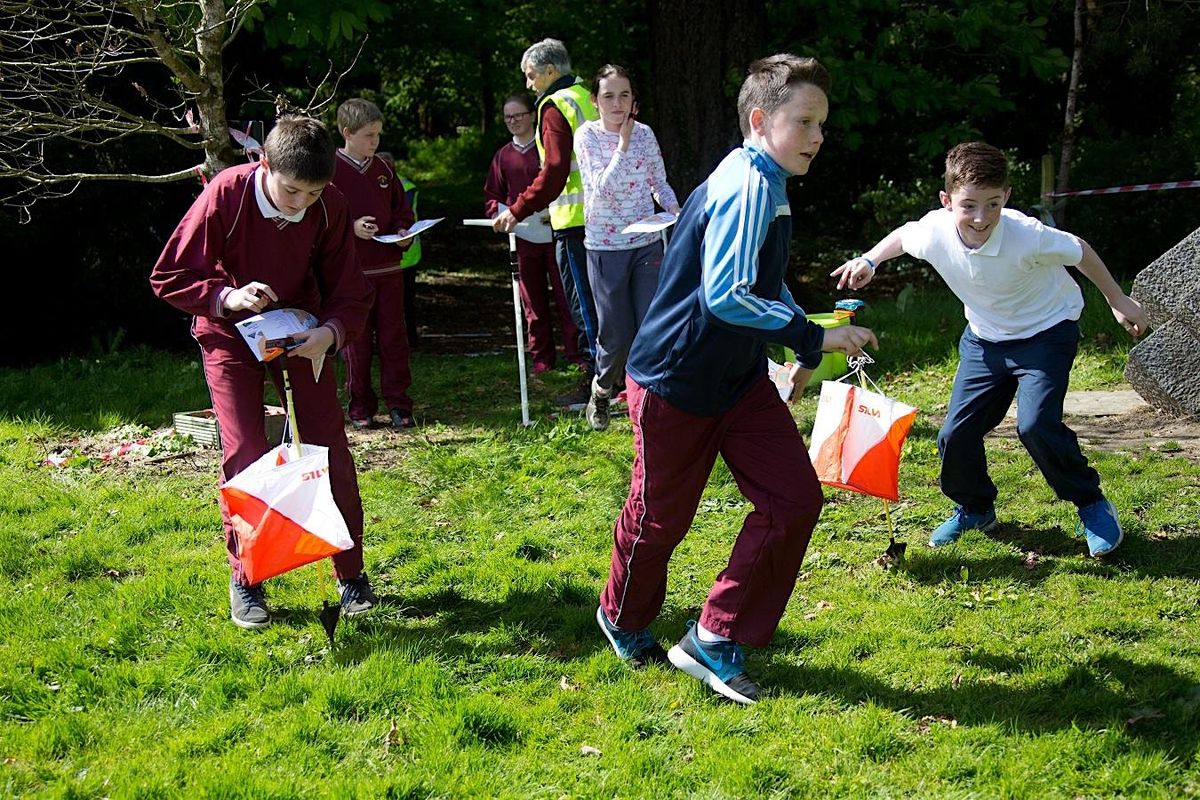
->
[[954, 213, 1006, 256], [254, 165, 307, 223]]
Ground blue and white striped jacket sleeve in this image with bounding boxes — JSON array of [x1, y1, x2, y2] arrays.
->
[[700, 161, 796, 332]]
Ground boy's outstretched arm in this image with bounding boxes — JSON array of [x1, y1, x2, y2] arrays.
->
[[1075, 239, 1148, 337], [830, 229, 905, 290]]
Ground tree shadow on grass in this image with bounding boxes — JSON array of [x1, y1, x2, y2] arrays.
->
[[896, 524, 1109, 587], [268, 577, 1200, 761], [895, 522, 1200, 582], [761, 641, 1200, 759], [272, 581, 695, 668]]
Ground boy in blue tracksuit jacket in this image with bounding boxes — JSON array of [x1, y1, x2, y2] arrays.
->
[[595, 55, 877, 704]]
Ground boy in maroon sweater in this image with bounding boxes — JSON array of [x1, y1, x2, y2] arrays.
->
[[333, 98, 418, 430], [150, 115, 379, 629]]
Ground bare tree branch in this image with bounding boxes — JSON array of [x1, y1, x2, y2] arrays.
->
[[0, 0, 251, 214]]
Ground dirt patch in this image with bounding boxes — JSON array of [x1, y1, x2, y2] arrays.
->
[[924, 406, 1200, 465], [1041, 406, 1200, 463], [39, 426, 220, 480], [409, 231, 521, 357]]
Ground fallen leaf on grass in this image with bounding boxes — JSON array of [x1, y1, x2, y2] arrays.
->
[[1152, 530, 1170, 541], [915, 714, 958, 733], [805, 600, 834, 621], [384, 719, 404, 753], [559, 675, 577, 691], [580, 744, 601, 757]]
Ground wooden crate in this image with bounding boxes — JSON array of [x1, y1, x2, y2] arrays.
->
[[173, 406, 287, 449]]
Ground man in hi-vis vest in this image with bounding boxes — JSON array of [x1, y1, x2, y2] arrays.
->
[[493, 39, 599, 398]]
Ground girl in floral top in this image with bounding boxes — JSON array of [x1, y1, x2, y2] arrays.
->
[[575, 64, 680, 431]]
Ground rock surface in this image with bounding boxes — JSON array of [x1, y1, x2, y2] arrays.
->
[[1126, 226, 1200, 416]]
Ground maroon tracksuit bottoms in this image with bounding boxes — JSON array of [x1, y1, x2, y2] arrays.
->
[[517, 238, 584, 372], [344, 270, 413, 420], [600, 376, 823, 647]]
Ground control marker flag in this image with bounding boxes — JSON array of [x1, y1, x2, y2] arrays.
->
[[808, 380, 918, 502], [220, 442, 353, 585]]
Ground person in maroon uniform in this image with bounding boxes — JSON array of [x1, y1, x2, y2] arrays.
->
[[484, 93, 584, 374], [333, 98, 418, 430], [150, 115, 379, 630]]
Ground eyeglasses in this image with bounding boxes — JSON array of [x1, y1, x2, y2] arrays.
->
[[503, 112, 532, 122]]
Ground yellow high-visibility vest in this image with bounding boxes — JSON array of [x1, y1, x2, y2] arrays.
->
[[398, 174, 421, 268], [535, 79, 598, 231]]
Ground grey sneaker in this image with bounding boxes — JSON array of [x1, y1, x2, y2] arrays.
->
[[338, 572, 378, 617], [229, 577, 270, 629], [585, 387, 611, 431]]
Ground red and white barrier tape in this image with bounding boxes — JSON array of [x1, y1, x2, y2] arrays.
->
[[1044, 180, 1200, 198]]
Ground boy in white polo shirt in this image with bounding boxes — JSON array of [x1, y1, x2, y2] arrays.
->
[[832, 141, 1147, 557]]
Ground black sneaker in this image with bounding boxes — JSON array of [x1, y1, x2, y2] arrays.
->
[[338, 572, 379, 617], [229, 577, 270, 630], [585, 387, 611, 431], [667, 620, 760, 704], [389, 408, 416, 429]]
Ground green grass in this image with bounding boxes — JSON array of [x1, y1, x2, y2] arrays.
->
[[2, 285, 1199, 798]]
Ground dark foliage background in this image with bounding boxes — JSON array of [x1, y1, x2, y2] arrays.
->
[[2, 0, 1196, 365]]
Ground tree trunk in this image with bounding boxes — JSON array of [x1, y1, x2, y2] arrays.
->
[[648, 0, 765, 199], [1055, 0, 1086, 226], [194, 0, 238, 176]]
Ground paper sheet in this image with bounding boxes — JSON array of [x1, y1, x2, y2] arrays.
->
[[767, 358, 800, 402], [234, 308, 325, 380], [373, 217, 444, 243], [621, 212, 677, 235]]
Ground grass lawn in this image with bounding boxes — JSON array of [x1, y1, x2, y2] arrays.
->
[[1, 284, 1198, 798]]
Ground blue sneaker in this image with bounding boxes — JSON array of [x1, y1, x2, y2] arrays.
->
[[1077, 497, 1124, 557], [928, 506, 998, 547], [667, 621, 759, 705], [596, 606, 667, 669]]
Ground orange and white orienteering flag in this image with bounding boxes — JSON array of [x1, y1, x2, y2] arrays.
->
[[808, 380, 918, 502], [220, 443, 353, 584]]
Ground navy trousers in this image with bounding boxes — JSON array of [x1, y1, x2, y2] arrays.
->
[[938, 319, 1102, 514]]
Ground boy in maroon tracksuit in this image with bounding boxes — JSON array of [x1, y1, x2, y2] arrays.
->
[[151, 115, 379, 629], [333, 98, 418, 429]]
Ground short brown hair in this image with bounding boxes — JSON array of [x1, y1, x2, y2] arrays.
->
[[336, 98, 383, 134], [944, 142, 1009, 194], [262, 115, 336, 184], [737, 54, 831, 138]]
